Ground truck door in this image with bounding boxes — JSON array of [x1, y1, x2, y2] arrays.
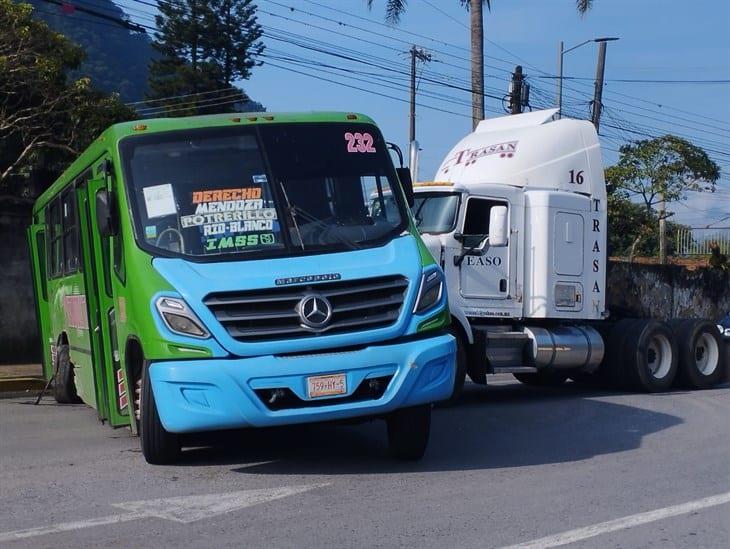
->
[[458, 197, 511, 299], [77, 159, 127, 426]]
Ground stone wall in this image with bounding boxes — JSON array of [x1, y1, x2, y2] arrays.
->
[[607, 260, 730, 321], [0, 197, 40, 363]]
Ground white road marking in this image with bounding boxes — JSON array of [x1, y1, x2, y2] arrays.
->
[[500, 491, 730, 549], [0, 484, 327, 543]]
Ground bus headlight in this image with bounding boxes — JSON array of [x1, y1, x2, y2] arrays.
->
[[155, 297, 210, 339], [413, 268, 444, 314]]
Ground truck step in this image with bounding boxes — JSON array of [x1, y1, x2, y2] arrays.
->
[[492, 366, 537, 374]]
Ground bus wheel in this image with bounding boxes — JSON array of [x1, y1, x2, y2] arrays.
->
[[54, 344, 80, 404], [387, 404, 431, 460], [624, 320, 678, 392], [669, 319, 725, 389], [513, 371, 568, 387], [140, 362, 180, 465]]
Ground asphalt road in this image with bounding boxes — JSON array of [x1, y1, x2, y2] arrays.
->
[[1, 376, 729, 548]]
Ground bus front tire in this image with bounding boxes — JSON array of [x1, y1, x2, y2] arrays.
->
[[140, 363, 180, 465], [53, 344, 80, 404], [386, 404, 431, 460]]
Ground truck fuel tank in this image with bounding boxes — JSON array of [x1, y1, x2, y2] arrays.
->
[[523, 325, 605, 371]]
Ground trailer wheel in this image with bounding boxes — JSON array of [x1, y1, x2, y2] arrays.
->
[[444, 327, 467, 404], [53, 344, 80, 404], [669, 319, 725, 389], [623, 320, 678, 392], [140, 362, 180, 465], [387, 404, 431, 460], [513, 371, 568, 387]]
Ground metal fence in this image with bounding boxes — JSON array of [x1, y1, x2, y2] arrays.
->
[[676, 227, 730, 256]]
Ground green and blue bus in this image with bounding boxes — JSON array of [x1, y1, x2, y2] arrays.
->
[[28, 112, 455, 464]]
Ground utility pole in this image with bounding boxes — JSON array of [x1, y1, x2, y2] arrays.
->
[[408, 45, 431, 181], [509, 66, 526, 115], [591, 40, 607, 132], [408, 45, 431, 143], [556, 41, 564, 118], [658, 192, 667, 264]]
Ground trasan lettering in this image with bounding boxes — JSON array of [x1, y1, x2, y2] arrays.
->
[[441, 141, 518, 172]]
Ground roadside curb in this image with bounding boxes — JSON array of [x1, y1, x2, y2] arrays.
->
[[0, 377, 47, 399]]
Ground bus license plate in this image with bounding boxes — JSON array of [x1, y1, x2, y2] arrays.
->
[[307, 374, 347, 399]]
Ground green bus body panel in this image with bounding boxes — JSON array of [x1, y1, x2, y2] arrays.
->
[[28, 111, 437, 432]]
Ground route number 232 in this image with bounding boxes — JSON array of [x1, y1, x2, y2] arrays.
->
[[568, 169, 585, 185], [345, 132, 376, 153]]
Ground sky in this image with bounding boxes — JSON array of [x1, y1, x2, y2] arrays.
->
[[117, 0, 730, 227]]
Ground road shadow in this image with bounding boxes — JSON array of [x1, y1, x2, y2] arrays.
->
[[174, 380, 684, 474]]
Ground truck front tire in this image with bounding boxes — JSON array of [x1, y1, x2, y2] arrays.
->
[[387, 404, 431, 460], [140, 363, 180, 465], [445, 328, 467, 404]]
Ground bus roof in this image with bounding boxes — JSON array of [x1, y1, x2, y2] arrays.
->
[[33, 111, 377, 215]]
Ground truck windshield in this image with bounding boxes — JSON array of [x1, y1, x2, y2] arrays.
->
[[412, 192, 460, 234], [120, 123, 407, 259]]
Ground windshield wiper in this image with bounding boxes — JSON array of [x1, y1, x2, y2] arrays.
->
[[288, 204, 362, 251], [278, 184, 305, 251], [412, 196, 433, 228]]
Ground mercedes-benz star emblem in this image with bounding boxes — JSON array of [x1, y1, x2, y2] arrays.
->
[[298, 295, 333, 329]]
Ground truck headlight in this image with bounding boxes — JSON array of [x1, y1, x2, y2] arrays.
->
[[413, 268, 444, 314], [155, 297, 209, 339]]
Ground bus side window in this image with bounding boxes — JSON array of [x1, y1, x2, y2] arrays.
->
[[47, 198, 63, 277], [61, 188, 80, 273]]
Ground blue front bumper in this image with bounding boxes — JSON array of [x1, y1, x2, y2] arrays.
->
[[149, 333, 455, 433]]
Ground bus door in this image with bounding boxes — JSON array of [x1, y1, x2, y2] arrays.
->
[[27, 224, 53, 379], [77, 158, 127, 426]]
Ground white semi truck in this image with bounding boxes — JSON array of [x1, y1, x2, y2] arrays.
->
[[411, 108, 727, 399]]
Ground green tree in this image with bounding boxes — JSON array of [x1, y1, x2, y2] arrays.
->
[[147, 0, 263, 116], [605, 135, 720, 262], [366, 1, 593, 129], [0, 0, 135, 197]]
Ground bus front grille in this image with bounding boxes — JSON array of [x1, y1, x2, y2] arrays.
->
[[203, 275, 409, 343]]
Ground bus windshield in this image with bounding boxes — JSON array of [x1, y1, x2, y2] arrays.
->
[[120, 123, 408, 259], [412, 192, 460, 234]]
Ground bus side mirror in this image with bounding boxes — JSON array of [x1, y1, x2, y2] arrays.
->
[[96, 189, 118, 238], [489, 205, 508, 247], [396, 167, 415, 208]]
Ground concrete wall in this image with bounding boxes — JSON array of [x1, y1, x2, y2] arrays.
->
[[0, 198, 40, 364], [607, 260, 730, 321]]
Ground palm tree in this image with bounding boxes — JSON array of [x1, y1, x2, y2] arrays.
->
[[367, 1, 594, 129]]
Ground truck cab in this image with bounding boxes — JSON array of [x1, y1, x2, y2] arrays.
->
[[414, 109, 608, 392]]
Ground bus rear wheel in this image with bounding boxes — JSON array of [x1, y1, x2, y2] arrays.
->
[[54, 344, 80, 404], [140, 362, 180, 465], [386, 404, 431, 460]]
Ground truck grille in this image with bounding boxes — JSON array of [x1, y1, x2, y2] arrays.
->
[[203, 275, 409, 343]]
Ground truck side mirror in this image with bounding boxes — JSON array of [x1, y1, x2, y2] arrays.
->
[[488, 205, 508, 247], [96, 188, 118, 238], [396, 167, 415, 208]]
